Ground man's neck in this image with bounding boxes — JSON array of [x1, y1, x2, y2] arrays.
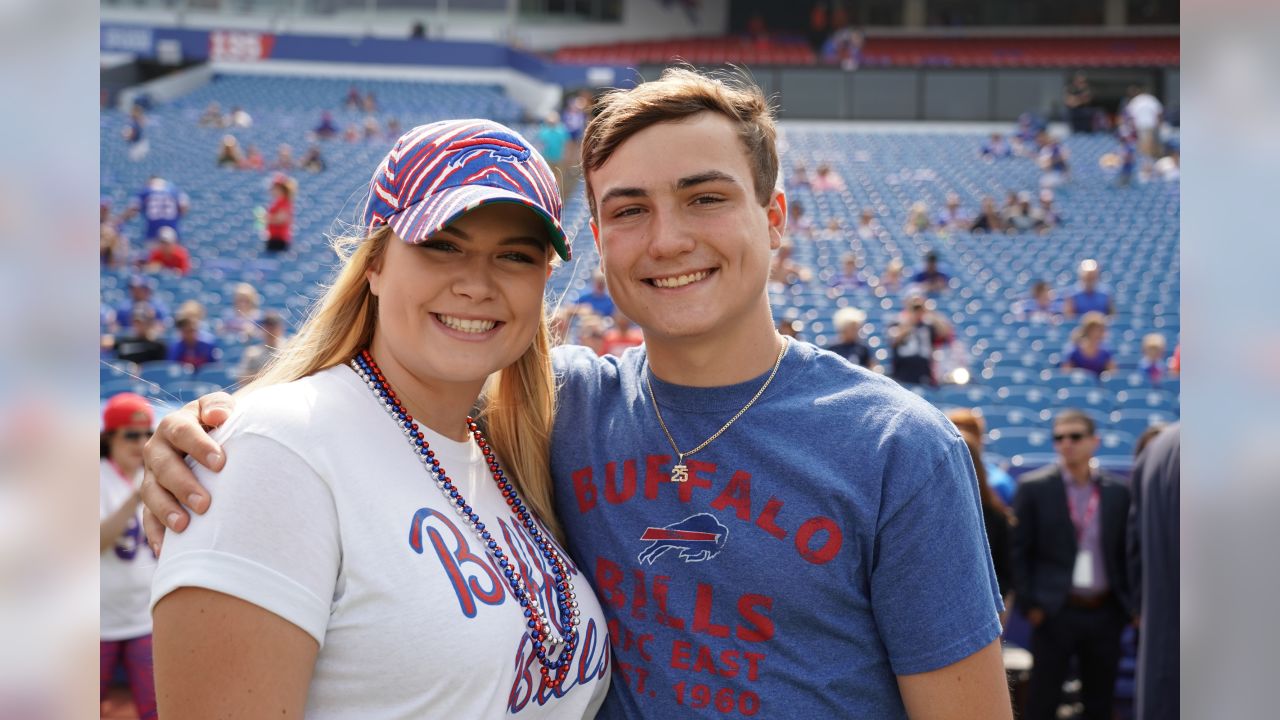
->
[[644, 308, 784, 388], [1064, 462, 1093, 484]]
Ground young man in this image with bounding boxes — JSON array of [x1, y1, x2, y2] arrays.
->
[[141, 68, 1010, 719], [1013, 409, 1135, 720]]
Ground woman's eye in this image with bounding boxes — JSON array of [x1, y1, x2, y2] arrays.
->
[[422, 240, 460, 253]]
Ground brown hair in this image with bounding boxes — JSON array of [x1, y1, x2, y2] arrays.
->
[[581, 65, 779, 220], [247, 224, 564, 541], [946, 409, 1012, 519], [1053, 407, 1097, 436]]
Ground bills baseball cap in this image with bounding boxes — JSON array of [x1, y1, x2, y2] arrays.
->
[[363, 119, 570, 261]]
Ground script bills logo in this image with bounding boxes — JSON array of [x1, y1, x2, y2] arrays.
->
[[637, 513, 728, 564]]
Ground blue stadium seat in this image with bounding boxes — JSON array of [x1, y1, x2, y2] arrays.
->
[[977, 405, 1046, 428]]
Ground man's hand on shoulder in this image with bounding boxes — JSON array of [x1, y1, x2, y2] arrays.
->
[[140, 391, 236, 553]]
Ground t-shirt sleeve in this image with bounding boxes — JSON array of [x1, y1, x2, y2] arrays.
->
[[150, 430, 341, 647], [871, 432, 1003, 676]]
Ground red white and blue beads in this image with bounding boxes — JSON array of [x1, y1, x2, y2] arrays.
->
[[349, 350, 580, 687]]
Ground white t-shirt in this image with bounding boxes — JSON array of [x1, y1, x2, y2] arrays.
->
[[101, 459, 156, 640], [151, 365, 611, 719], [1126, 93, 1163, 130]]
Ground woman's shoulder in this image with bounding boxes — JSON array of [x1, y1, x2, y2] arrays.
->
[[217, 365, 364, 444]]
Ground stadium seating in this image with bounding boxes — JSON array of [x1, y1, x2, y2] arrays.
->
[[100, 71, 1178, 468]]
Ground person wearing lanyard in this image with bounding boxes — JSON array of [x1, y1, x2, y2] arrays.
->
[[1012, 408, 1136, 720]]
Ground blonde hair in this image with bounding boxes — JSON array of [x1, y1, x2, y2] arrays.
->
[[248, 225, 564, 542], [1142, 332, 1166, 352], [1072, 311, 1108, 343], [832, 307, 866, 332]]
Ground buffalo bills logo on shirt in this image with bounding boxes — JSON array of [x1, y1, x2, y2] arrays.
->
[[637, 513, 729, 565]]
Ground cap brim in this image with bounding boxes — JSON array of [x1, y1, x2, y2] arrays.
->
[[388, 184, 570, 262]]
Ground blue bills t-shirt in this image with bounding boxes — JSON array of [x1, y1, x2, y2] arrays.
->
[[550, 339, 1003, 719]]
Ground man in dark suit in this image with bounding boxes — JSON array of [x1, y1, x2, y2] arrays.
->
[[1013, 408, 1135, 720]]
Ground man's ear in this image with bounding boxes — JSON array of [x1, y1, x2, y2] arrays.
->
[[766, 190, 788, 250], [590, 218, 601, 255]]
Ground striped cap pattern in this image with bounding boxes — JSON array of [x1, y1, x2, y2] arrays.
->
[[363, 118, 569, 260]]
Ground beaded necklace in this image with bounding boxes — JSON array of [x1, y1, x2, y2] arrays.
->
[[349, 350, 580, 688]]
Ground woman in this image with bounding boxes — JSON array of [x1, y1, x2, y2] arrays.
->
[[1061, 310, 1117, 376], [151, 119, 611, 718], [264, 173, 296, 253], [100, 392, 158, 720], [945, 409, 1014, 623], [220, 281, 264, 342]]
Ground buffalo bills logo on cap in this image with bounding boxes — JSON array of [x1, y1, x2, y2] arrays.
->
[[362, 119, 571, 261], [637, 513, 730, 565]]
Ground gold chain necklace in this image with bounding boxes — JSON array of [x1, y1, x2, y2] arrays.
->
[[645, 338, 789, 482]]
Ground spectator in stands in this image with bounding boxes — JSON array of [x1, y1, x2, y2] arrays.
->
[[362, 115, 381, 141], [216, 135, 246, 168], [934, 192, 973, 233], [1001, 191, 1037, 233], [1064, 72, 1094, 134], [221, 283, 264, 343], [910, 250, 950, 294], [1016, 280, 1063, 323], [969, 196, 1005, 234], [947, 411, 1014, 620], [175, 299, 216, 342], [1153, 143, 1179, 182], [121, 175, 190, 243], [1013, 408, 1134, 720], [344, 84, 361, 109], [300, 144, 327, 173], [578, 312, 608, 355], [313, 111, 338, 139], [1124, 85, 1164, 175], [787, 161, 811, 189], [1138, 333, 1168, 385], [168, 315, 219, 370], [198, 102, 226, 128], [1036, 131, 1070, 188], [855, 207, 880, 240], [1062, 311, 1117, 377], [1168, 343, 1180, 377], [903, 201, 931, 235], [1012, 112, 1042, 156], [1063, 258, 1114, 318], [112, 304, 169, 365], [979, 132, 1011, 160], [536, 111, 571, 197], [101, 200, 130, 270], [830, 252, 864, 292], [115, 276, 169, 332], [1029, 189, 1061, 231], [99, 392, 159, 720], [825, 307, 876, 370], [123, 104, 149, 162], [877, 257, 904, 294], [1126, 423, 1180, 720], [601, 311, 644, 356], [890, 295, 951, 386], [945, 409, 1017, 507], [788, 199, 814, 237], [343, 123, 361, 142], [409, 20, 426, 38], [264, 174, 297, 254], [769, 241, 813, 288], [272, 144, 295, 171], [229, 105, 252, 128], [561, 90, 590, 192], [386, 117, 402, 139], [571, 273, 611, 319], [242, 143, 265, 171], [235, 310, 287, 384], [810, 162, 846, 192], [362, 91, 377, 113], [144, 227, 191, 276]]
